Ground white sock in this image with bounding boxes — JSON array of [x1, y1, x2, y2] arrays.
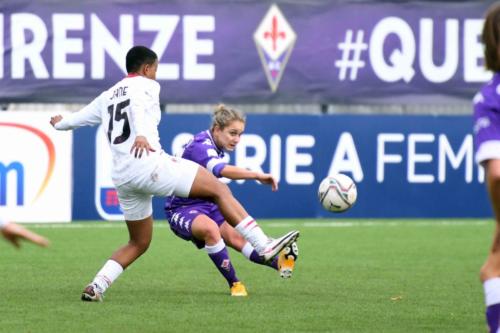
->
[[204, 239, 226, 254], [92, 259, 124, 293], [484, 277, 500, 306], [241, 242, 254, 259], [235, 216, 268, 253]]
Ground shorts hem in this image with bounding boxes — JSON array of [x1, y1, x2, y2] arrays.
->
[[123, 211, 153, 221]]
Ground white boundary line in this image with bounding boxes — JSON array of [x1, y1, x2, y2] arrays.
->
[[30, 220, 491, 229], [267, 220, 490, 228]]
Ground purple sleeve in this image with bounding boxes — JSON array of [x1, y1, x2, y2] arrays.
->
[[473, 86, 500, 163], [211, 163, 227, 178]]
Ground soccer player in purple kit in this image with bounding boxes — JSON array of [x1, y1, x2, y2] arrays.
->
[[164, 104, 299, 296], [50, 46, 299, 302], [474, 3, 500, 332]]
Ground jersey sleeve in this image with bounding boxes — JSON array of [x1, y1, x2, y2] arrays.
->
[[54, 93, 104, 130], [184, 140, 227, 178]]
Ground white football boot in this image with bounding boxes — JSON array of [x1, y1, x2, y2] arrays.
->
[[81, 283, 104, 302], [260, 230, 299, 262]]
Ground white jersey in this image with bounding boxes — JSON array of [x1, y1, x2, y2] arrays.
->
[[55, 75, 163, 186]]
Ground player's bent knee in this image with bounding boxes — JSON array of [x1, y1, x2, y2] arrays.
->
[[192, 216, 221, 244], [130, 238, 151, 253], [202, 222, 221, 244]]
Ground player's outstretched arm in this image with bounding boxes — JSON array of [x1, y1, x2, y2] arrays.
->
[[1, 222, 50, 248], [50, 94, 104, 131], [220, 165, 278, 191]]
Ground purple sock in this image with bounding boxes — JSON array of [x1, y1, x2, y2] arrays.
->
[[249, 250, 278, 270], [206, 241, 238, 287], [487, 303, 500, 333]]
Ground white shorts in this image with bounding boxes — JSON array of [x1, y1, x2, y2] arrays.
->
[[117, 153, 198, 221]]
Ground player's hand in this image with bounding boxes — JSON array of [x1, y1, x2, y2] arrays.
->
[[50, 115, 63, 127], [130, 135, 156, 158], [257, 173, 278, 191], [1, 222, 50, 248]]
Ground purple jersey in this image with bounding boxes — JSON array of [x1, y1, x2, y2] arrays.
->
[[473, 72, 500, 164], [165, 130, 227, 209]]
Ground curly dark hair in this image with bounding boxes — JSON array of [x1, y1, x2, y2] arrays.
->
[[125, 46, 157, 74]]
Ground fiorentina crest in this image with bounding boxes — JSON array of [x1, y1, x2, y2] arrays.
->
[[253, 4, 296, 92]]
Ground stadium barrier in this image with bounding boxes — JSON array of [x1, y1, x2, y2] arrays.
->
[[1, 112, 487, 222], [68, 114, 491, 220]]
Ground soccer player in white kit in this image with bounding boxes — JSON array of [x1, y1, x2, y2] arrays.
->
[[50, 46, 299, 301]]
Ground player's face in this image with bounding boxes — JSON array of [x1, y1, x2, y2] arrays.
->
[[213, 120, 245, 151], [144, 60, 158, 80]]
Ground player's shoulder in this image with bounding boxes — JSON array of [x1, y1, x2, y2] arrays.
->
[[135, 76, 160, 87], [126, 76, 160, 94], [191, 131, 214, 147], [184, 131, 213, 154]]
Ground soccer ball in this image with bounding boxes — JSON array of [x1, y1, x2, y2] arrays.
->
[[318, 174, 357, 213]]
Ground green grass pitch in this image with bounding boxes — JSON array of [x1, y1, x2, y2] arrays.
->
[[0, 219, 492, 332]]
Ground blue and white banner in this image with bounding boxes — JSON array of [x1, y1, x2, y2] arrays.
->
[[0, 112, 487, 221], [73, 113, 491, 220], [0, 0, 493, 103]]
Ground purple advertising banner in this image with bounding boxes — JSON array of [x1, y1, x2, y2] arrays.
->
[[0, 1, 493, 103]]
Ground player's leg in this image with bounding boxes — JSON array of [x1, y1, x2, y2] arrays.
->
[[220, 221, 278, 270], [110, 216, 153, 269], [220, 221, 299, 278], [1, 221, 49, 248], [186, 164, 299, 261], [191, 215, 247, 296], [82, 188, 153, 302], [155, 155, 298, 260], [82, 216, 152, 302], [480, 159, 500, 332]]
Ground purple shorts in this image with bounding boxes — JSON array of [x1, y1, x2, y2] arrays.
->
[[165, 202, 225, 249]]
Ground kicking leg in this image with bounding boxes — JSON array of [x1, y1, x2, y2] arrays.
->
[[187, 165, 299, 261], [221, 222, 279, 270], [221, 222, 299, 278]]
